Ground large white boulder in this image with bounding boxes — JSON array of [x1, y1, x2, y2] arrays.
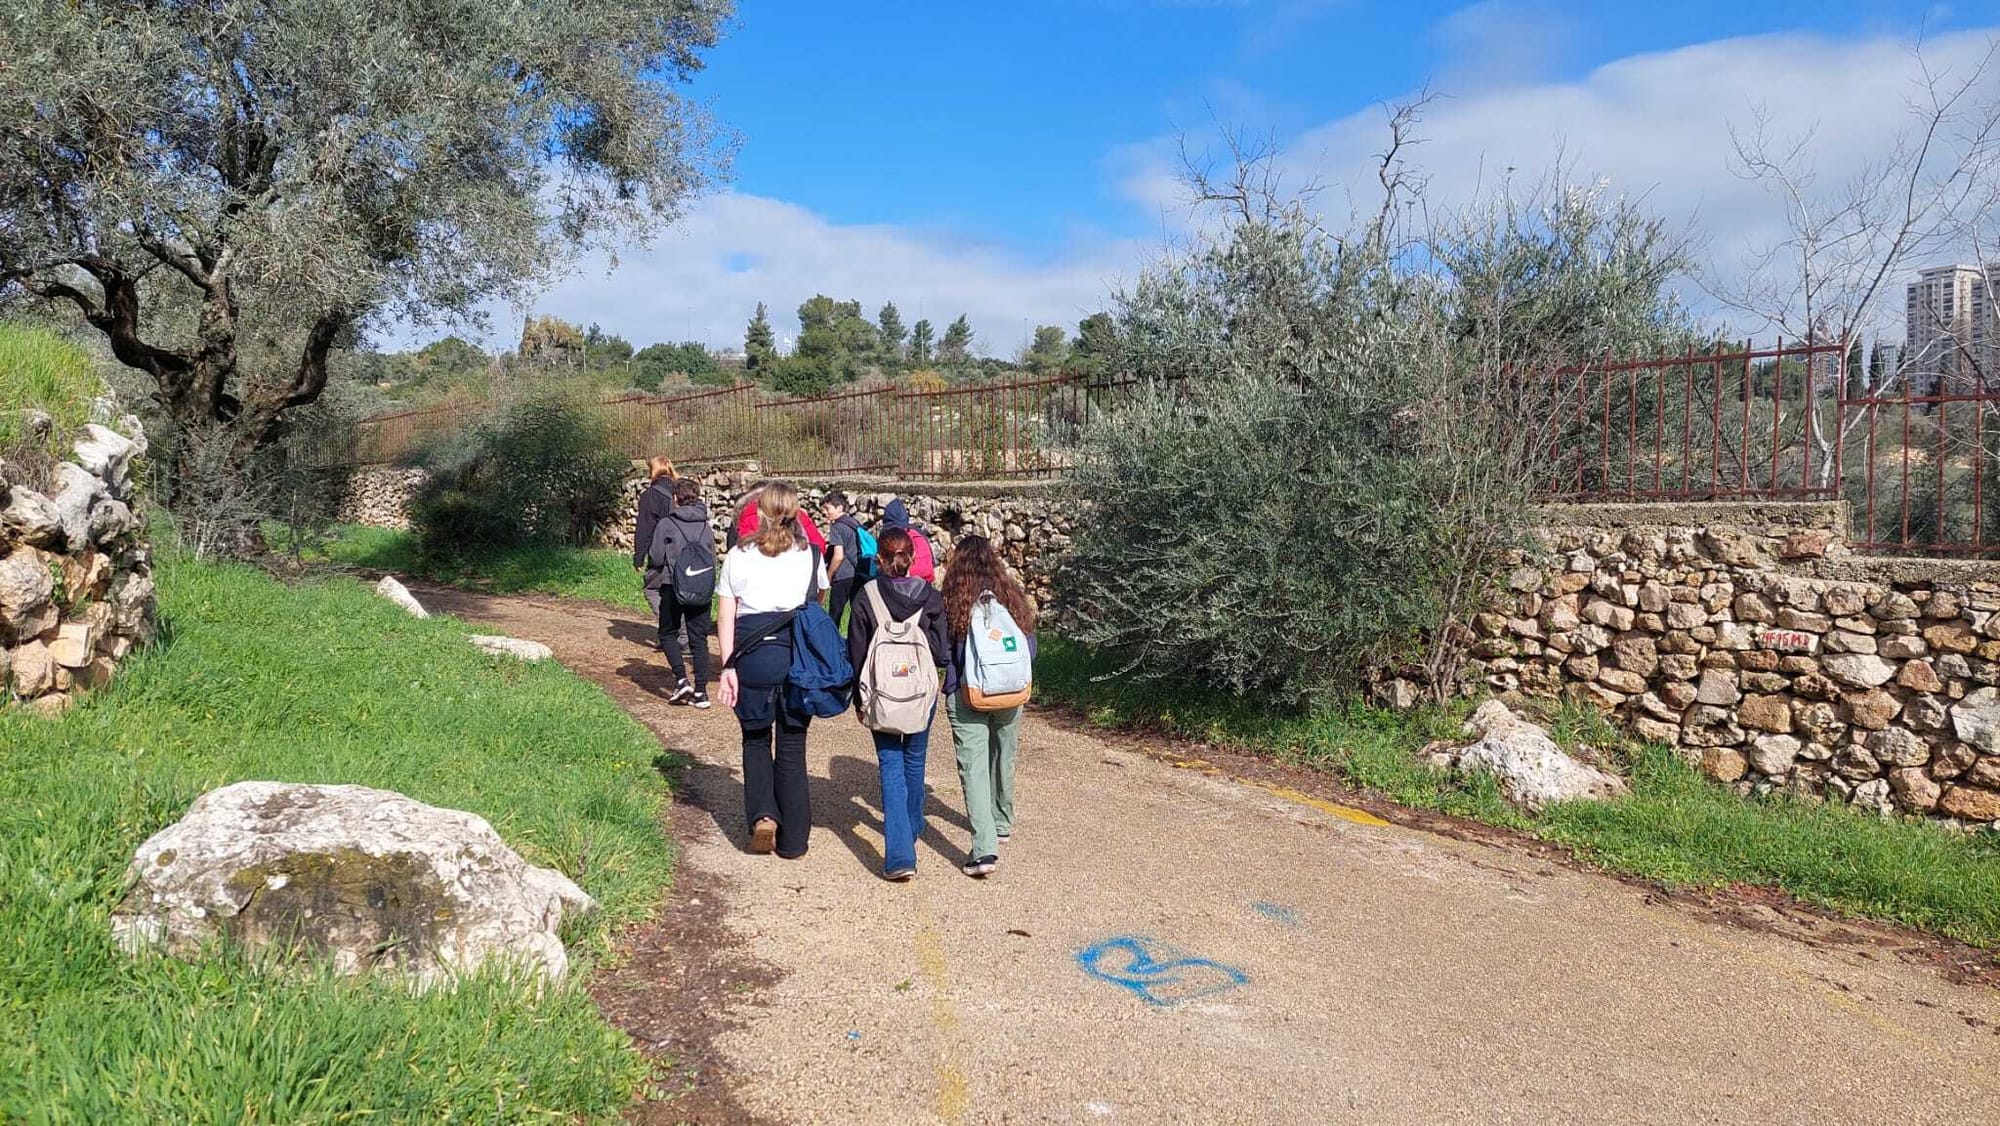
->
[[1429, 700, 1630, 812], [373, 575, 428, 618], [112, 781, 597, 985]]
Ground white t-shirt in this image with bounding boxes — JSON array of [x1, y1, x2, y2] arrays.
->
[[718, 544, 827, 614]]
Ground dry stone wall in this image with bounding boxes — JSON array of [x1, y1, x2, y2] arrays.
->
[[336, 467, 424, 530], [2, 404, 156, 716], [1470, 502, 2000, 827], [340, 464, 1079, 615]]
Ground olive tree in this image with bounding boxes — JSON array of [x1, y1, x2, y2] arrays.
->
[[0, 0, 728, 531], [1062, 113, 1692, 703]]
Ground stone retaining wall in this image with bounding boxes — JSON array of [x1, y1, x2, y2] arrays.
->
[[336, 466, 424, 531], [338, 464, 1078, 614], [2, 405, 156, 716], [1470, 502, 2000, 827], [339, 470, 2000, 825]]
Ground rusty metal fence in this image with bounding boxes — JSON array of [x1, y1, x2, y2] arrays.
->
[[1840, 378, 2000, 556], [331, 339, 2000, 557], [1532, 339, 1848, 504], [1537, 336, 2000, 557], [337, 371, 1132, 481]]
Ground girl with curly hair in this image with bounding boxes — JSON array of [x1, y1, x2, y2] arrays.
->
[[939, 534, 1038, 877]]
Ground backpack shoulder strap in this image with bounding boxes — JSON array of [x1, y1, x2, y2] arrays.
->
[[864, 581, 891, 624]]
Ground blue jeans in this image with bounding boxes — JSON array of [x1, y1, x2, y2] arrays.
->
[[873, 714, 934, 873]]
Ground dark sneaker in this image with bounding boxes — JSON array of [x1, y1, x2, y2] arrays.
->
[[884, 868, 916, 881], [667, 681, 695, 706], [749, 818, 777, 854], [963, 854, 997, 877], [691, 692, 712, 710]]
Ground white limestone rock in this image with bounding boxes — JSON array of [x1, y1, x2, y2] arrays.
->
[[1950, 687, 2000, 754], [468, 635, 554, 662], [0, 486, 63, 548], [50, 462, 106, 549], [73, 422, 141, 487], [111, 781, 596, 985], [374, 575, 429, 618], [1432, 701, 1630, 812]]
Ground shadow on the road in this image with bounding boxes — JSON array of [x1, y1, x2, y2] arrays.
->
[[654, 726, 976, 876], [657, 750, 751, 851], [607, 618, 657, 646], [822, 748, 976, 874], [617, 656, 684, 700]]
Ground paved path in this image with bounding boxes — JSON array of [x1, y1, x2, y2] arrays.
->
[[420, 587, 2000, 1126]]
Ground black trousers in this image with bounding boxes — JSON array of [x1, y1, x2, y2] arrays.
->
[[734, 612, 812, 857], [742, 719, 812, 857], [658, 594, 716, 692], [826, 577, 855, 632]]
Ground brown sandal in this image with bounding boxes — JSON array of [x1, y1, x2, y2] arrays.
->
[[750, 817, 778, 854]]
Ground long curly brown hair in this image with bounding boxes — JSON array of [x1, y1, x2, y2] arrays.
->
[[942, 534, 1036, 638]]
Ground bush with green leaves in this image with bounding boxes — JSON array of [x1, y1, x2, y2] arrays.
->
[[411, 392, 630, 557], [1062, 167, 1691, 704]]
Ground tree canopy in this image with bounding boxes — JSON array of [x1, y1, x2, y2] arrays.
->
[[0, 0, 729, 495]]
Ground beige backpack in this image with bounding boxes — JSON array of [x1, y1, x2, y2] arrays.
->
[[857, 584, 940, 734]]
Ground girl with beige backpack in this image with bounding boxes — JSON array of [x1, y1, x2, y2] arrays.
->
[[845, 528, 950, 880]]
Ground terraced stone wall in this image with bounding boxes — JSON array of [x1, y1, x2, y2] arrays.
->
[[1468, 502, 2000, 826], [1, 407, 154, 715]]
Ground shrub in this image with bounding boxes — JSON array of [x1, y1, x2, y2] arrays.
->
[[410, 390, 629, 556], [1062, 164, 1690, 704]]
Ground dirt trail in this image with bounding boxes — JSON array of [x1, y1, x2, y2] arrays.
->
[[418, 586, 2000, 1126]]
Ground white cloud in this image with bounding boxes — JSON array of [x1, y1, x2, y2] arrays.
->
[[1123, 25, 2000, 335], [459, 192, 1143, 358], [430, 22, 1996, 358]]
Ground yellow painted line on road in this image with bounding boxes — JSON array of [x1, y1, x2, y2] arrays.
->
[[1160, 753, 1389, 826], [914, 904, 972, 1124], [1260, 783, 1393, 827]]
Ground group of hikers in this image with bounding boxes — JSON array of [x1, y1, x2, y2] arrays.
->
[[633, 460, 1037, 880]]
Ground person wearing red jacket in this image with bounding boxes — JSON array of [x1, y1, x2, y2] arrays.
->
[[734, 485, 826, 551]]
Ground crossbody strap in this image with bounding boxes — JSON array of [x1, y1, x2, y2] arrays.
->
[[724, 610, 798, 670]]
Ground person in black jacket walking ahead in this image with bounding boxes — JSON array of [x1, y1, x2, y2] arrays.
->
[[652, 475, 717, 708], [633, 456, 678, 615]]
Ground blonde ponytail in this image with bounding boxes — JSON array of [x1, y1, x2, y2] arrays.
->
[[752, 481, 803, 557]]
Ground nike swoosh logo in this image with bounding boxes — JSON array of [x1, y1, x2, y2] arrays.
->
[[682, 566, 713, 577]]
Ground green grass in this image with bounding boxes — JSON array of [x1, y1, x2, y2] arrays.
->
[[286, 524, 648, 611], [0, 555, 671, 1122], [1038, 637, 2000, 951], [0, 321, 99, 454]]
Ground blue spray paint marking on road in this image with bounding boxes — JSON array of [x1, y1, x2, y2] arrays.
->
[[1075, 936, 1248, 1007], [1252, 901, 1300, 927]]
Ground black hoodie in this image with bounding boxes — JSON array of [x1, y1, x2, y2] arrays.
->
[[633, 479, 675, 570], [644, 501, 713, 592], [846, 574, 954, 696]]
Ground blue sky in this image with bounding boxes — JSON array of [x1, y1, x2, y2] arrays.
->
[[700, 1, 1977, 252], [488, 1, 2000, 356]]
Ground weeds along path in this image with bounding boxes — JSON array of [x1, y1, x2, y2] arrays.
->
[[415, 585, 2000, 1126]]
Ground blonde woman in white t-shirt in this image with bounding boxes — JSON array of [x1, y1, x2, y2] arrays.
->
[[716, 482, 828, 858]]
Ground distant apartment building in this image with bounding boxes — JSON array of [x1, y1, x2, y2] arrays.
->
[[1904, 264, 1996, 394]]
